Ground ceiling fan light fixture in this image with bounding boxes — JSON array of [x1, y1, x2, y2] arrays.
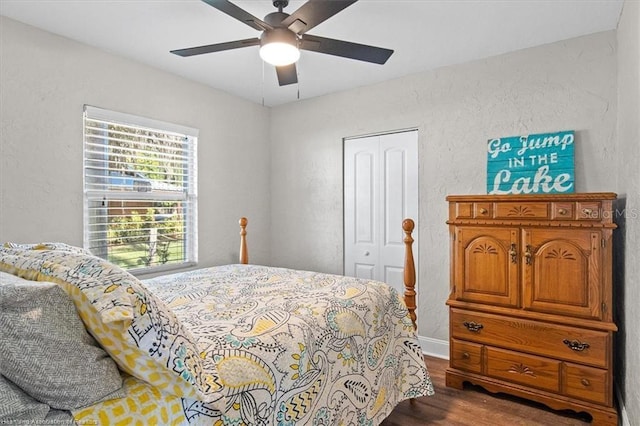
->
[[259, 43, 300, 66], [259, 28, 300, 66]]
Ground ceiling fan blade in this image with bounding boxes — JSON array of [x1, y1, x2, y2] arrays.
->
[[300, 34, 393, 64], [276, 64, 298, 86], [201, 0, 272, 31], [281, 0, 358, 34], [171, 38, 260, 57]]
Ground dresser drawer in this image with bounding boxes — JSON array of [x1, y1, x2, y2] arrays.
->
[[452, 202, 493, 219], [450, 309, 609, 368], [564, 363, 610, 406], [551, 202, 574, 220], [486, 346, 560, 393], [494, 202, 549, 219], [577, 201, 602, 220], [450, 338, 483, 374], [474, 202, 493, 218]]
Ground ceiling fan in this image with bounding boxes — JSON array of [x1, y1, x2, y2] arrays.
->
[[170, 0, 394, 86]]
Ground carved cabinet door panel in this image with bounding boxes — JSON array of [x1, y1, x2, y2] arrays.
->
[[522, 228, 602, 319], [454, 227, 520, 307]]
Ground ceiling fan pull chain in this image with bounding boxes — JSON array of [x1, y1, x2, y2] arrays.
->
[[296, 64, 300, 100], [261, 60, 265, 107], [297, 59, 300, 100]]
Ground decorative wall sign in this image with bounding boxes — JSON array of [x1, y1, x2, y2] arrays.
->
[[487, 130, 575, 195]]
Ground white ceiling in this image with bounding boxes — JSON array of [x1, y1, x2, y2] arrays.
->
[[0, 0, 624, 107]]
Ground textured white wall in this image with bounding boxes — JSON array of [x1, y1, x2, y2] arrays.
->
[[270, 31, 619, 344], [0, 16, 272, 269], [615, 0, 640, 423]]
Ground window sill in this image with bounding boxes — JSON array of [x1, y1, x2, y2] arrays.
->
[[129, 261, 198, 279]]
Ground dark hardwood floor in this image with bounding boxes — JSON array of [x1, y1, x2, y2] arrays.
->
[[381, 356, 593, 425]]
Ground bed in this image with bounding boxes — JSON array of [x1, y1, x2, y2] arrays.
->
[[0, 218, 433, 425]]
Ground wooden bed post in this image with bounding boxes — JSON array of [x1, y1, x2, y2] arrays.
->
[[403, 218, 417, 331], [239, 217, 248, 265]]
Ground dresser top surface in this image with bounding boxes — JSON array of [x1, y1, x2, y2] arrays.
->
[[446, 192, 617, 202]]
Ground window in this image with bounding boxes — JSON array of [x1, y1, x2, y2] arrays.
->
[[83, 106, 198, 273]]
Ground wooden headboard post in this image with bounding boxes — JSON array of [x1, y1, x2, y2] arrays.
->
[[403, 218, 417, 331], [239, 217, 248, 265]]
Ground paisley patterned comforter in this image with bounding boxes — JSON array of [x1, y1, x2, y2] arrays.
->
[[0, 244, 433, 425], [141, 264, 434, 425]]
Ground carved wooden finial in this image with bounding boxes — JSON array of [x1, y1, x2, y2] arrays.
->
[[403, 218, 417, 331], [239, 217, 248, 264], [403, 218, 415, 235]]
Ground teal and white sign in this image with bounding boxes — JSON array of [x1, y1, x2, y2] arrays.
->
[[487, 130, 575, 195]]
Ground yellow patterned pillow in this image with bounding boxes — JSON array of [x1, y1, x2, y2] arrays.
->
[[0, 247, 220, 404], [73, 375, 187, 426]]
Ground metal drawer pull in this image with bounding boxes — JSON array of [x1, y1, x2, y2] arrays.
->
[[563, 339, 590, 351], [463, 321, 483, 332], [510, 243, 517, 264], [583, 208, 594, 216], [479, 208, 488, 215], [581, 378, 591, 387], [558, 208, 568, 215], [462, 352, 470, 359]]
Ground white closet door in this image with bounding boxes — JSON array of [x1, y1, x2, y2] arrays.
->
[[345, 136, 380, 280], [344, 130, 418, 295]]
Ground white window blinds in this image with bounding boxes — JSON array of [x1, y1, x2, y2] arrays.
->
[[83, 105, 198, 273]]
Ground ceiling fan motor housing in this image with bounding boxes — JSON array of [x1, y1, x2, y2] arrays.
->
[[260, 26, 299, 49], [263, 11, 291, 29]]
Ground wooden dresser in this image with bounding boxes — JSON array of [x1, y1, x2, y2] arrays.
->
[[445, 193, 618, 424]]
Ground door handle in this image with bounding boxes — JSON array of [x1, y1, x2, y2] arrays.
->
[[525, 245, 533, 265], [510, 243, 517, 264], [364, 251, 370, 256]]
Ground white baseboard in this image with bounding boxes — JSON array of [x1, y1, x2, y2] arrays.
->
[[616, 385, 631, 426], [418, 337, 630, 426], [418, 335, 449, 359]]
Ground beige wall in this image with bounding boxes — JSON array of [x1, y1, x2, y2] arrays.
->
[[0, 16, 272, 269], [615, 0, 640, 423]]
